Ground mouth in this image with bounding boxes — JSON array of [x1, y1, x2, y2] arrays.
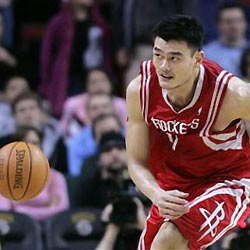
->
[[159, 74, 173, 81]]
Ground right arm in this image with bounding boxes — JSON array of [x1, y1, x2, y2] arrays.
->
[[126, 76, 189, 219]]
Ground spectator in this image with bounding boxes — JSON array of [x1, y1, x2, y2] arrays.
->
[[0, 75, 30, 137], [203, 2, 248, 76], [0, 92, 68, 174], [0, 126, 69, 222], [61, 68, 127, 137], [39, 0, 112, 116], [81, 131, 136, 208], [95, 197, 147, 250], [68, 113, 123, 176]]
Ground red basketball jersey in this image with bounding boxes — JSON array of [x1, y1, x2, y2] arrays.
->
[[140, 59, 250, 199]]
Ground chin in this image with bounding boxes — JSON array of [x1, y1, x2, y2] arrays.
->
[[159, 81, 173, 90]]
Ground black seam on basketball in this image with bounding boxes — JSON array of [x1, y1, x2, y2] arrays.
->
[[31, 150, 49, 198], [7, 142, 19, 200], [20, 143, 33, 200]]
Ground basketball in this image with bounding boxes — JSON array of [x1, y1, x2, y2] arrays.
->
[[0, 141, 50, 202]]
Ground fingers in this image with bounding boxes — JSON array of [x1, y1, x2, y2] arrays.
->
[[156, 189, 190, 220], [167, 189, 189, 198]]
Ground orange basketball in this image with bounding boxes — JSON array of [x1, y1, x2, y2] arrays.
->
[[0, 141, 50, 202]]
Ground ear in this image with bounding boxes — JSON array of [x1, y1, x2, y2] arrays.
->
[[195, 51, 204, 66]]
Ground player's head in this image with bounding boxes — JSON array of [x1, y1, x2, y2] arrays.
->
[[152, 15, 204, 90], [216, 2, 247, 44]]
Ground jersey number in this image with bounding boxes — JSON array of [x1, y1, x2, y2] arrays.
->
[[167, 133, 178, 151]]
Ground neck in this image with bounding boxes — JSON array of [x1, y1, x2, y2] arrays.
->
[[167, 67, 200, 111]]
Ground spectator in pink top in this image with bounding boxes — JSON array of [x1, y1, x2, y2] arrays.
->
[[61, 68, 127, 138], [0, 126, 69, 221]]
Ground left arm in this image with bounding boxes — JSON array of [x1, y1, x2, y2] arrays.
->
[[214, 77, 250, 131]]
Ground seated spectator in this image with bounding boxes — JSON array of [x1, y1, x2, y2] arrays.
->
[[68, 113, 123, 176], [0, 91, 68, 174], [61, 68, 127, 137], [203, 2, 248, 76], [0, 126, 69, 222], [95, 197, 147, 250], [81, 131, 137, 208], [0, 75, 30, 137]]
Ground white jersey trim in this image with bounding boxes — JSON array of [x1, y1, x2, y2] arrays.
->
[[161, 64, 205, 114], [141, 60, 151, 124], [199, 71, 245, 151], [189, 178, 250, 250]]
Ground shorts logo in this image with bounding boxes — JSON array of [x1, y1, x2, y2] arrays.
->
[[198, 201, 225, 241]]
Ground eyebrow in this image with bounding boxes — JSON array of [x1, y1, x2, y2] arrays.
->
[[153, 47, 183, 56]]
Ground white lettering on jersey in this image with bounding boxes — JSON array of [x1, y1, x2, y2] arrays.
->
[[198, 201, 225, 241], [151, 117, 200, 135]]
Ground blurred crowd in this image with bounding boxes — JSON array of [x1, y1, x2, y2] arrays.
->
[[0, 0, 249, 249]]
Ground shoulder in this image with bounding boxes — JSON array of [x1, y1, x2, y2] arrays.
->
[[223, 76, 250, 119], [126, 75, 144, 121], [126, 75, 141, 99]]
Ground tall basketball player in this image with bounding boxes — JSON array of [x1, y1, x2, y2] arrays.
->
[[126, 15, 250, 250]]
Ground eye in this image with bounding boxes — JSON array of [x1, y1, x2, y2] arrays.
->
[[154, 53, 163, 59], [170, 56, 179, 62]]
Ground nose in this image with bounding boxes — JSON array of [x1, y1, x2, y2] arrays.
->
[[160, 59, 170, 71]]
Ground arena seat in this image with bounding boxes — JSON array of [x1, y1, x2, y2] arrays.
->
[[0, 210, 42, 250], [45, 208, 104, 250]]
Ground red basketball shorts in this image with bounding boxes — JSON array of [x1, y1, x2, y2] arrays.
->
[[138, 178, 250, 250]]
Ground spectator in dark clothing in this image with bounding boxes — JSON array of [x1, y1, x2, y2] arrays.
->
[[39, 0, 112, 116], [81, 131, 136, 208]]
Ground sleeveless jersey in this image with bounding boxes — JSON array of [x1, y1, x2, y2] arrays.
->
[[140, 59, 250, 198]]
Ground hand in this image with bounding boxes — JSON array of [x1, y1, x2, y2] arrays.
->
[[152, 189, 190, 220], [101, 203, 113, 223]]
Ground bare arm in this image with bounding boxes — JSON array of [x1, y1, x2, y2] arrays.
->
[[126, 76, 189, 219], [214, 77, 250, 132]]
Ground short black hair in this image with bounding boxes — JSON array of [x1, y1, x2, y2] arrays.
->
[[99, 131, 125, 153], [216, 2, 246, 22], [152, 15, 204, 51]]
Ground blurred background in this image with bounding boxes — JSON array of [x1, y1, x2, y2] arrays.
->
[[0, 0, 249, 249]]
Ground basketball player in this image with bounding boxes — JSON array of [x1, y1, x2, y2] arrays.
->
[[126, 15, 250, 250]]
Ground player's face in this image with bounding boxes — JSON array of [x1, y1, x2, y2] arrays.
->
[[153, 37, 202, 90]]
